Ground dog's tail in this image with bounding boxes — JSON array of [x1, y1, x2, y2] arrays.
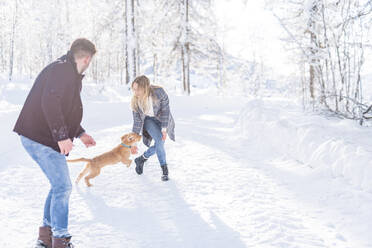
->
[[67, 158, 92, 163]]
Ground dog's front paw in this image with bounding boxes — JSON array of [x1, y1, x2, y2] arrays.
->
[[124, 159, 132, 167], [85, 178, 93, 187]]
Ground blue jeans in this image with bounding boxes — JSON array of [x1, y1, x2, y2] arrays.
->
[[20, 136, 72, 238], [143, 117, 167, 166]]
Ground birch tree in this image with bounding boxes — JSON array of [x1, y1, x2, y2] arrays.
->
[[125, 0, 137, 84], [9, 0, 18, 81]]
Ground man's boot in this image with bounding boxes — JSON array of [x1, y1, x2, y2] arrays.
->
[[52, 237, 74, 248], [35, 226, 52, 248], [161, 164, 169, 181], [135, 155, 148, 175]]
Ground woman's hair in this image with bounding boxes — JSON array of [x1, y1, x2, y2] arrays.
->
[[131, 75, 162, 112], [131, 75, 151, 112]]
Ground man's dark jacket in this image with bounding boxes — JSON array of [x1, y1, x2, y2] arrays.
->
[[13, 51, 85, 153]]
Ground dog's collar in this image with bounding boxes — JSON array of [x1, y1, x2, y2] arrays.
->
[[120, 143, 132, 148]]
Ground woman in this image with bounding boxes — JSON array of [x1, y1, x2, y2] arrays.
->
[[131, 75, 175, 181]]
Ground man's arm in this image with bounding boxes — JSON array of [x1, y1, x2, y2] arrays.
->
[[41, 65, 73, 142], [76, 125, 86, 138], [41, 65, 74, 154]]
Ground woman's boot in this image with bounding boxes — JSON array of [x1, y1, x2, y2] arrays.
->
[[135, 155, 148, 175], [161, 164, 169, 181]]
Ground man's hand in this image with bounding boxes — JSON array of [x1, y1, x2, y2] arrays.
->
[[130, 146, 138, 154], [79, 133, 96, 148], [58, 138, 74, 155], [162, 131, 167, 141]]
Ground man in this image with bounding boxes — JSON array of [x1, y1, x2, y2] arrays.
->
[[14, 38, 97, 248]]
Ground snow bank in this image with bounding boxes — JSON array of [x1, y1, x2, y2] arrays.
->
[[238, 98, 372, 192]]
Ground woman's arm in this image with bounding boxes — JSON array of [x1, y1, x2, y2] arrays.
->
[[132, 110, 143, 134], [158, 88, 170, 130]]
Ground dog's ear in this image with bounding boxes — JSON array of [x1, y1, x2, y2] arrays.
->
[[129, 133, 141, 141], [121, 134, 128, 143]]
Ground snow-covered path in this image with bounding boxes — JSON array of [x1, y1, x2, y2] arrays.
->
[[1, 92, 372, 247]]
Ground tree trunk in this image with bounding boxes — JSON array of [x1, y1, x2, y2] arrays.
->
[[308, 2, 317, 100], [217, 46, 224, 88], [153, 53, 157, 84], [181, 0, 190, 95], [125, 0, 137, 84], [9, 0, 18, 81], [0, 38, 4, 73]]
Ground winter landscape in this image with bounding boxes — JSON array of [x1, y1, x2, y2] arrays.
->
[[1, 0, 372, 248]]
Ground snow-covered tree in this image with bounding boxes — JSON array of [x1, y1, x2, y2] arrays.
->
[[269, 0, 372, 120], [0, 0, 256, 97]]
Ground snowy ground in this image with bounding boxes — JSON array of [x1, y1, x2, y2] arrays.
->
[[1, 83, 372, 247]]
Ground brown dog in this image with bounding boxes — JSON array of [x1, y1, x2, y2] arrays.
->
[[67, 132, 141, 187]]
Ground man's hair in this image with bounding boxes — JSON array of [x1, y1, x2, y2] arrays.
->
[[70, 38, 96, 59]]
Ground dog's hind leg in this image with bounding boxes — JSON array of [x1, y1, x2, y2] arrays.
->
[[84, 168, 101, 187], [76, 163, 91, 185]]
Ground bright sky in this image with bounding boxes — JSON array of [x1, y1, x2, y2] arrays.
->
[[213, 0, 297, 77]]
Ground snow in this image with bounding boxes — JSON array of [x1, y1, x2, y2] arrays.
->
[[238, 97, 372, 192], [1, 82, 372, 247]]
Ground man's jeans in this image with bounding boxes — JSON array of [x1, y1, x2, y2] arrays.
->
[[20, 136, 72, 238], [143, 117, 167, 166]]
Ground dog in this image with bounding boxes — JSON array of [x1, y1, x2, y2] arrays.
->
[[67, 132, 141, 187]]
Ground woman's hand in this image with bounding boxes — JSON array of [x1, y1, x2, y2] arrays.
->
[[162, 131, 167, 141], [130, 146, 138, 154]]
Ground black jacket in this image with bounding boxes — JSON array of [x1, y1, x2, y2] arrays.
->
[[13, 51, 85, 153]]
